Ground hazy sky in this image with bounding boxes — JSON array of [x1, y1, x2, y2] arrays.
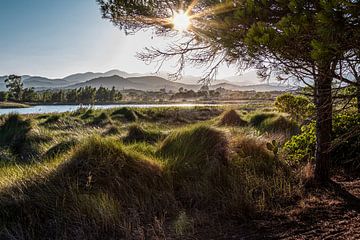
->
[[0, 0, 239, 79]]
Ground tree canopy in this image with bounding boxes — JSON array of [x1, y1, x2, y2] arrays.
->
[[98, 0, 360, 182]]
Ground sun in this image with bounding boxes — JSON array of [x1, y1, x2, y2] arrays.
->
[[172, 10, 191, 31]]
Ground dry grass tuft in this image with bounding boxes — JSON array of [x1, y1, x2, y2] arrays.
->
[[218, 110, 248, 127]]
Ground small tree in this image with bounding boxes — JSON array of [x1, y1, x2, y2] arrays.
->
[[5, 75, 23, 102], [275, 93, 315, 123]]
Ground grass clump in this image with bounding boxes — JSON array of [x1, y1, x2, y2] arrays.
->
[[43, 115, 61, 124], [111, 107, 138, 122], [90, 112, 111, 126], [0, 114, 32, 149], [123, 125, 164, 144], [158, 125, 230, 208], [250, 112, 299, 135], [231, 134, 299, 210], [218, 109, 248, 127], [102, 125, 120, 136], [0, 137, 174, 239], [80, 108, 95, 119], [261, 115, 299, 134], [249, 112, 277, 127], [44, 139, 78, 159]]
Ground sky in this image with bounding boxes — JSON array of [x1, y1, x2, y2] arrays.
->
[[0, 0, 239, 79]]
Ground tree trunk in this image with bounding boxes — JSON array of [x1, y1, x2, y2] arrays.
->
[[357, 79, 360, 114], [314, 67, 333, 183]]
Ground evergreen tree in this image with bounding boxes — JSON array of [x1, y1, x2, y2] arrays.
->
[[98, 0, 360, 182]]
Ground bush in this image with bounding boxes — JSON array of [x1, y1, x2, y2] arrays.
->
[[218, 109, 248, 127], [274, 93, 315, 122], [332, 113, 360, 169], [283, 122, 316, 165], [284, 113, 360, 170]]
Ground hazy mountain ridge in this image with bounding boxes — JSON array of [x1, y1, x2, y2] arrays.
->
[[0, 69, 292, 92]]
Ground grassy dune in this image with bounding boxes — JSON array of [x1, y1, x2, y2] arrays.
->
[[0, 106, 303, 239]]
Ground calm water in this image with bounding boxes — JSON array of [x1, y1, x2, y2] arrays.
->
[[0, 103, 221, 115]]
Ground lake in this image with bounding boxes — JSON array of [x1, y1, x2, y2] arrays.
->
[[0, 103, 221, 115]]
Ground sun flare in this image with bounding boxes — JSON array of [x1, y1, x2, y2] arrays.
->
[[172, 10, 191, 31]]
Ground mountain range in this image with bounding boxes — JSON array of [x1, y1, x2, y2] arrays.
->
[[0, 70, 293, 92]]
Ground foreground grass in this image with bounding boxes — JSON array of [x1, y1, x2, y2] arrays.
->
[[0, 106, 302, 239]]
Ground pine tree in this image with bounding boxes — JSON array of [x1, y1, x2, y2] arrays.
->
[[98, 0, 360, 182]]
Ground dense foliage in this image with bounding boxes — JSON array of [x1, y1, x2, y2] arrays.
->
[[0, 79, 122, 104], [284, 113, 360, 170], [275, 93, 315, 123]]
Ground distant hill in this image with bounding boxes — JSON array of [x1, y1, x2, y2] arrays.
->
[[210, 83, 292, 92], [67, 75, 141, 90], [23, 77, 69, 89], [66, 75, 200, 92], [62, 70, 137, 83], [0, 69, 293, 92]]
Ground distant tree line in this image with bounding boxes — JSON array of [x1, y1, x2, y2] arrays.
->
[[0, 75, 122, 104]]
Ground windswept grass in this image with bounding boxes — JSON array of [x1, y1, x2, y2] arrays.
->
[[0, 137, 175, 239], [111, 107, 138, 122], [123, 124, 165, 144], [158, 125, 232, 210], [250, 112, 299, 136], [0, 107, 303, 239], [91, 112, 111, 126], [218, 109, 248, 127]]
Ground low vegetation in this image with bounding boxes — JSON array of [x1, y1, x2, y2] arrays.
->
[[0, 101, 30, 109], [218, 109, 248, 126], [0, 101, 357, 239]]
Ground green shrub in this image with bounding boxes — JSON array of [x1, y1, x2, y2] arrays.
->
[[283, 122, 316, 165], [274, 93, 314, 122], [332, 113, 360, 169], [284, 113, 360, 170]]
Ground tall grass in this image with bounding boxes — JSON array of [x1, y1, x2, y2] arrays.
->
[[0, 107, 303, 239]]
